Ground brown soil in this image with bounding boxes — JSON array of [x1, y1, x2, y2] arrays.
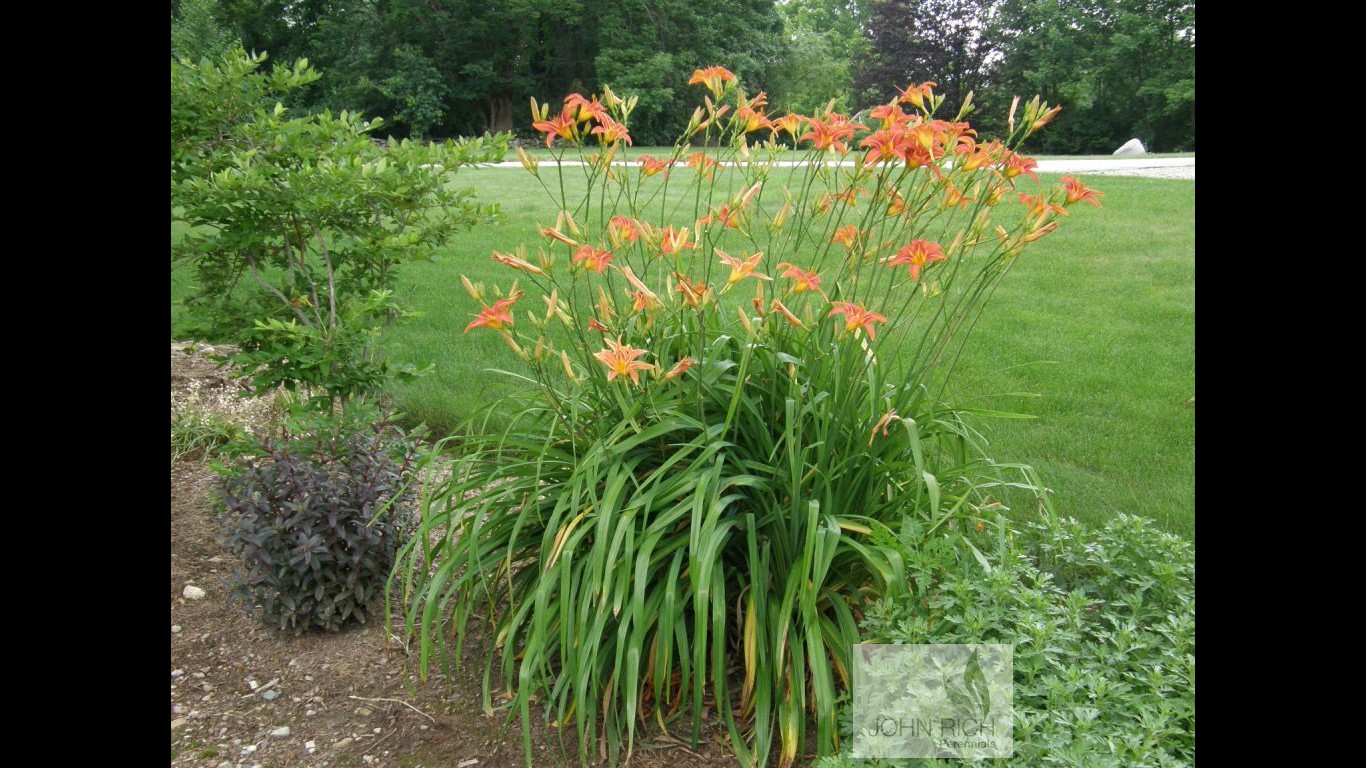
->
[[169, 344, 740, 768]]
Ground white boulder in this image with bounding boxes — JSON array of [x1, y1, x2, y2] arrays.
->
[[1113, 138, 1146, 156]]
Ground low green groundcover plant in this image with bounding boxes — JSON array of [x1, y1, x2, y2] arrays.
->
[[394, 67, 1107, 767], [818, 512, 1195, 767]]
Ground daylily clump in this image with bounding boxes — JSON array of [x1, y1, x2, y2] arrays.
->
[[437, 65, 1104, 768]]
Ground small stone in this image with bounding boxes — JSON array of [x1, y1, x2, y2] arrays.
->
[[217, 762, 233, 768], [183, 584, 207, 600], [262, 689, 280, 701], [458, 760, 480, 767], [334, 738, 354, 749], [206, 556, 225, 564], [270, 726, 291, 738], [305, 740, 317, 752], [243, 743, 257, 754], [247, 679, 259, 690], [193, 672, 206, 679], [305, 710, 317, 716], [171, 718, 187, 730], [363, 756, 375, 765], [171, 625, 182, 633], [173, 704, 185, 715], [356, 707, 372, 717], [171, 669, 184, 678]]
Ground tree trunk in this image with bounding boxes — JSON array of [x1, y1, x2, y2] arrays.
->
[[484, 95, 514, 134]]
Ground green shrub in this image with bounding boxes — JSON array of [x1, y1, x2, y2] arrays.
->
[[219, 423, 417, 634], [172, 48, 508, 409]]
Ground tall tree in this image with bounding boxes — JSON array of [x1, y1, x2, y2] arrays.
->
[[852, 0, 1000, 115], [990, 0, 1195, 152], [771, 0, 870, 114], [594, 0, 786, 145], [172, 0, 238, 62]]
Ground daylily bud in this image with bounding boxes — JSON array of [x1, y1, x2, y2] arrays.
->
[[737, 307, 756, 338], [544, 289, 560, 324], [460, 274, 483, 302], [955, 90, 975, 121], [516, 146, 538, 176], [501, 331, 527, 360]]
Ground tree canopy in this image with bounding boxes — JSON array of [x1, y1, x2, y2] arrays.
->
[[171, 0, 1194, 152]]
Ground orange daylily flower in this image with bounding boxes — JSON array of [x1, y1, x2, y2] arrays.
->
[[590, 116, 633, 145], [608, 215, 646, 244], [587, 317, 612, 333], [1021, 220, 1060, 243], [769, 299, 804, 328], [464, 290, 524, 333], [886, 184, 908, 216], [885, 240, 946, 280], [776, 263, 823, 295], [1002, 152, 1039, 182], [594, 337, 655, 384], [869, 409, 901, 446], [563, 93, 608, 124], [898, 81, 937, 110], [859, 128, 913, 166], [638, 154, 674, 177], [942, 182, 974, 209], [617, 265, 663, 311], [686, 152, 720, 180], [717, 249, 771, 287], [673, 272, 713, 308], [831, 225, 863, 248], [800, 113, 860, 154], [532, 112, 577, 149], [540, 226, 580, 248], [828, 301, 887, 340], [1061, 177, 1104, 207], [663, 356, 695, 381], [869, 101, 913, 129], [688, 66, 737, 98], [698, 204, 742, 230], [735, 105, 771, 133], [491, 250, 546, 275], [1018, 193, 1068, 219], [658, 226, 696, 257], [573, 245, 615, 273], [771, 112, 804, 138]]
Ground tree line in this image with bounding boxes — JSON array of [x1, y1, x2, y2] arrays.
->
[[171, 0, 1194, 153]]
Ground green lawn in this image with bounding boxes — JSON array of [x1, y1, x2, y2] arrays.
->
[[172, 169, 1194, 538]]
